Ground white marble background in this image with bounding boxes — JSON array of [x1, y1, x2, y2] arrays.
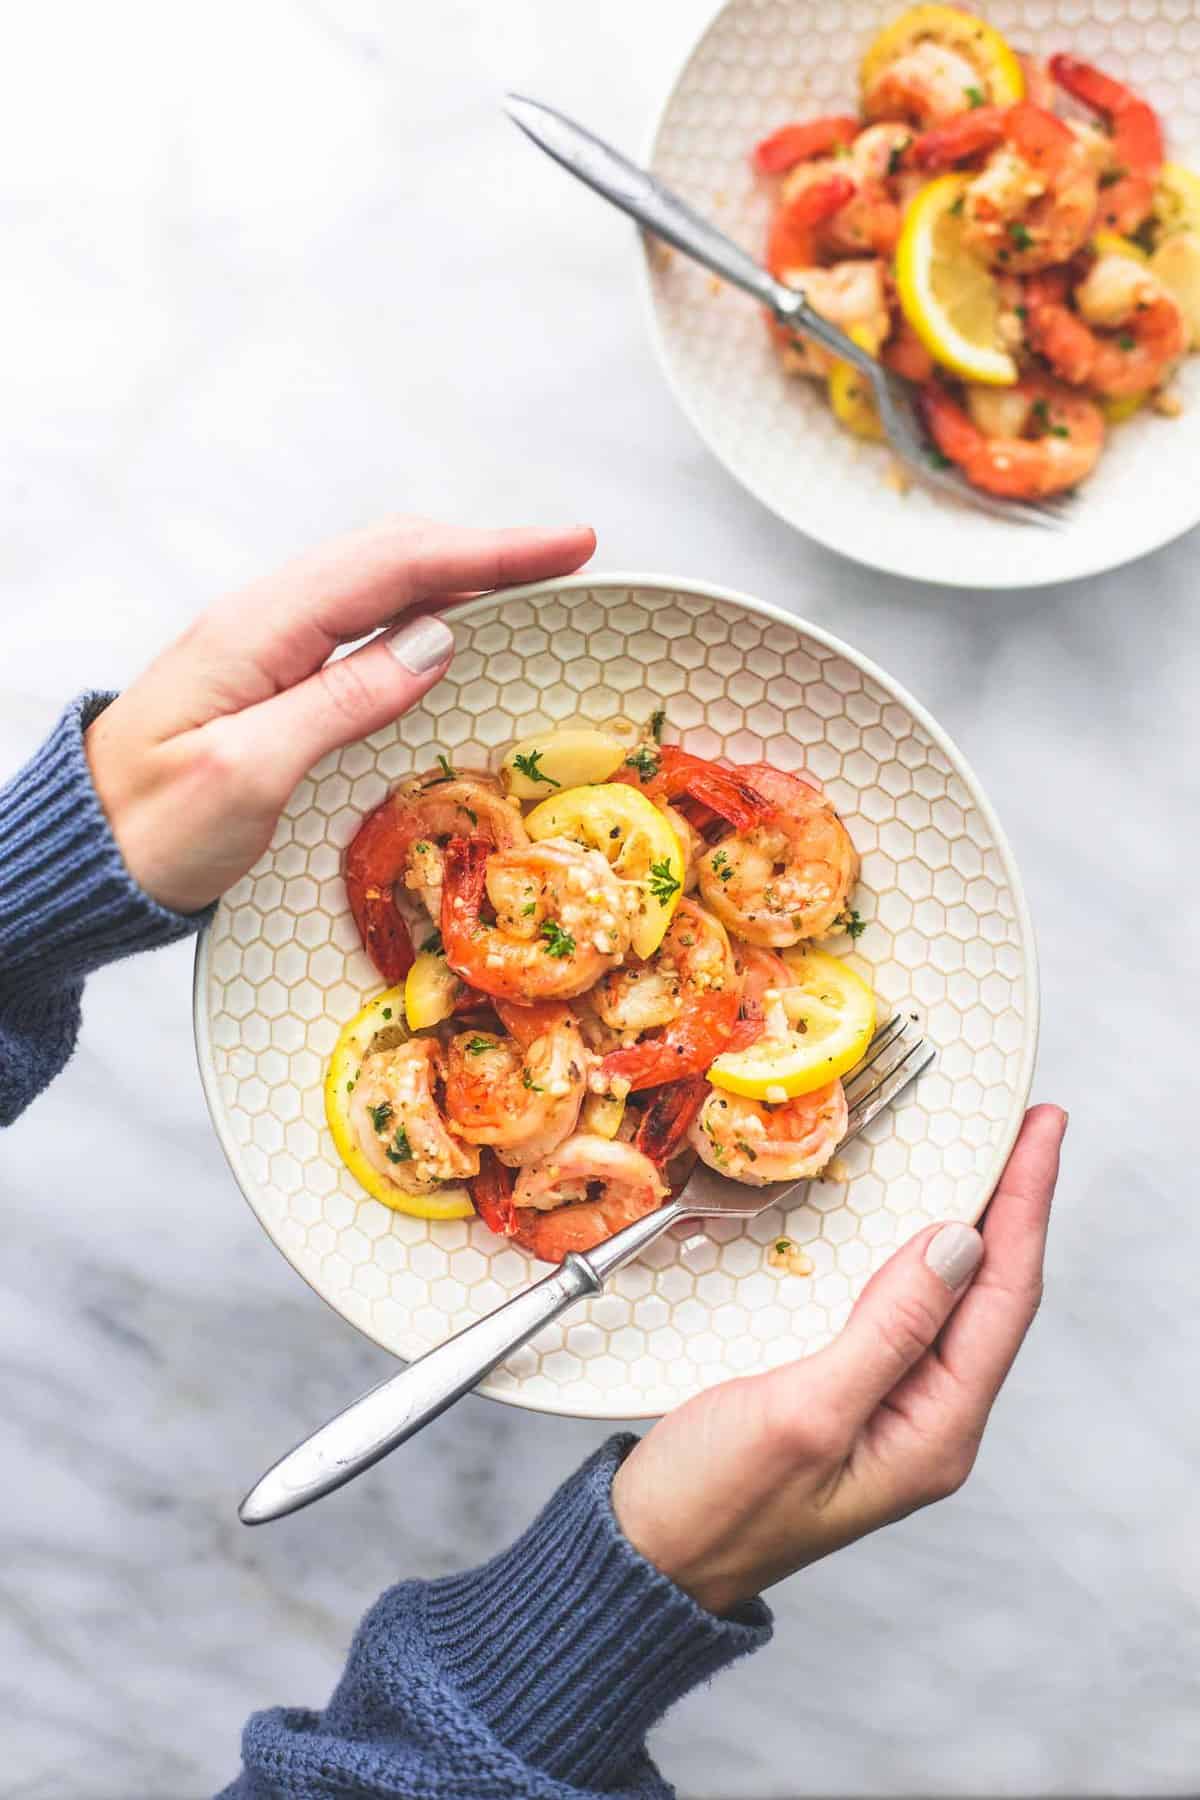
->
[[1, 2, 1197, 1795]]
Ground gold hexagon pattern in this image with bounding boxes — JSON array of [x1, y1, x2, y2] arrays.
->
[[642, 0, 1200, 588], [196, 579, 1037, 1419]]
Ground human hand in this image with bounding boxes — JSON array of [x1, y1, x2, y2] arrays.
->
[[612, 1104, 1065, 1616], [83, 520, 595, 914]]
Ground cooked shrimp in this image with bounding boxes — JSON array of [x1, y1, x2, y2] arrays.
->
[[1050, 54, 1163, 234], [920, 376, 1104, 498], [596, 898, 751, 1092], [779, 122, 910, 258], [753, 115, 860, 174], [345, 767, 528, 982], [442, 1000, 587, 1167], [507, 1134, 668, 1259], [915, 103, 1099, 272], [690, 1081, 848, 1186], [440, 836, 632, 1003], [697, 763, 859, 947], [863, 39, 990, 128], [766, 173, 857, 283], [632, 1074, 711, 1168], [350, 1038, 478, 1195], [783, 260, 893, 377], [612, 744, 772, 833], [1025, 259, 1186, 397]]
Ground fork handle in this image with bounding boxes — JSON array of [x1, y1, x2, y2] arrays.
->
[[239, 1253, 601, 1524], [239, 1200, 692, 1524], [504, 95, 880, 378]]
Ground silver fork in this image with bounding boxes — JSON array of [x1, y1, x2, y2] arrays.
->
[[239, 1016, 935, 1524], [504, 94, 1068, 531]]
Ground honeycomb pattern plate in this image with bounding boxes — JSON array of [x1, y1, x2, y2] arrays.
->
[[639, 0, 1200, 588], [194, 576, 1038, 1420]]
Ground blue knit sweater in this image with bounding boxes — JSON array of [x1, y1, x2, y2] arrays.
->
[[1, 698, 772, 1798]]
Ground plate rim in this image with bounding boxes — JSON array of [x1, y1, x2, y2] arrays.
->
[[193, 569, 1041, 1420], [634, 0, 1200, 590]]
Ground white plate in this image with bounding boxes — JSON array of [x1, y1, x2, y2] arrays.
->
[[640, 0, 1200, 587], [194, 575, 1038, 1419]]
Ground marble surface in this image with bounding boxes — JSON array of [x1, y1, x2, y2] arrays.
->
[[1, 1, 1198, 1795]]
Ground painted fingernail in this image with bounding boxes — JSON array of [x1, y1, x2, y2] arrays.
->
[[385, 615, 453, 674], [925, 1222, 983, 1291]]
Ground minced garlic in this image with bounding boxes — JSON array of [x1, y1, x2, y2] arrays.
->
[[767, 1237, 814, 1277]]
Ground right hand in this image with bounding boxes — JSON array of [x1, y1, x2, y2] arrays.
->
[[612, 1104, 1065, 1616]]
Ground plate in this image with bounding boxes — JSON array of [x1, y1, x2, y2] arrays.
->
[[194, 575, 1038, 1419], [640, 0, 1200, 588]]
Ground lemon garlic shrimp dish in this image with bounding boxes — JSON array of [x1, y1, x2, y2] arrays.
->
[[755, 3, 1200, 499], [324, 722, 881, 1266]]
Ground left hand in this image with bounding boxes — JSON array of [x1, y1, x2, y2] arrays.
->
[[85, 518, 596, 913]]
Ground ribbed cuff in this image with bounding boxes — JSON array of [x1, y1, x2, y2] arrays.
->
[[425, 1434, 772, 1790], [0, 694, 211, 990]]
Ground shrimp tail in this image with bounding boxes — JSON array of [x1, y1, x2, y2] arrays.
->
[[471, 1150, 518, 1238], [344, 798, 416, 983], [753, 116, 860, 174], [765, 173, 858, 280], [909, 105, 1007, 169], [1049, 54, 1164, 168], [615, 745, 774, 832], [633, 1076, 711, 1167]]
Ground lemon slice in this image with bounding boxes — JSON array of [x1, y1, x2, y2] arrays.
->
[[1100, 392, 1147, 424], [324, 987, 474, 1219], [1154, 162, 1200, 241], [1151, 230, 1200, 346], [896, 174, 1019, 386], [1091, 229, 1148, 265], [828, 323, 886, 441], [861, 4, 1025, 109], [404, 947, 461, 1030], [708, 947, 876, 1101], [524, 782, 685, 959]]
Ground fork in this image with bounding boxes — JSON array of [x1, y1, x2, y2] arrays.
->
[[503, 94, 1067, 531], [239, 1015, 935, 1524]]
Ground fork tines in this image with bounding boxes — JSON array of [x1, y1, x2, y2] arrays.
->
[[842, 1014, 935, 1145]]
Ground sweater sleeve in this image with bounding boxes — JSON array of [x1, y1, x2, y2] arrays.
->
[[0, 694, 212, 1124], [221, 1435, 771, 1800]]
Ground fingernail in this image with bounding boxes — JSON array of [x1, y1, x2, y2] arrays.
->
[[925, 1222, 983, 1291], [385, 615, 453, 674]]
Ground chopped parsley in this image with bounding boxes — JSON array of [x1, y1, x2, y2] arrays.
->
[[464, 1036, 494, 1055], [949, 195, 964, 217], [735, 1139, 759, 1162], [459, 804, 478, 826], [1007, 221, 1034, 251], [380, 1006, 393, 1020], [540, 919, 576, 959], [964, 85, 985, 108], [836, 907, 867, 939], [522, 1070, 544, 1093], [521, 901, 536, 916], [1050, 424, 1070, 439], [927, 448, 953, 470], [368, 1101, 394, 1134], [775, 1238, 792, 1255], [420, 929, 444, 955], [425, 754, 457, 787], [624, 745, 660, 782], [1117, 331, 1136, 351], [648, 857, 681, 906], [385, 1125, 413, 1164], [649, 708, 666, 743], [511, 749, 559, 787], [1098, 165, 1128, 188], [711, 848, 733, 883], [1014, 303, 1027, 322], [414, 840, 430, 854]]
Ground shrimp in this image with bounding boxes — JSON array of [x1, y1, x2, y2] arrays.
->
[[863, 39, 991, 128], [350, 1038, 479, 1196], [784, 261, 893, 378], [442, 999, 587, 1167], [690, 1080, 848, 1186], [506, 1134, 669, 1260], [779, 123, 911, 258], [766, 173, 857, 283], [440, 836, 632, 1003], [632, 1074, 711, 1168], [612, 744, 772, 833], [914, 103, 1099, 272], [345, 767, 528, 982], [753, 115, 860, 174], [1050, 54, 1163, 235], [596, 898, 752, 1092], [697, 763, 859, 947], [920, 375, 1104, 498], [1025, 259, 1186, 397]]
